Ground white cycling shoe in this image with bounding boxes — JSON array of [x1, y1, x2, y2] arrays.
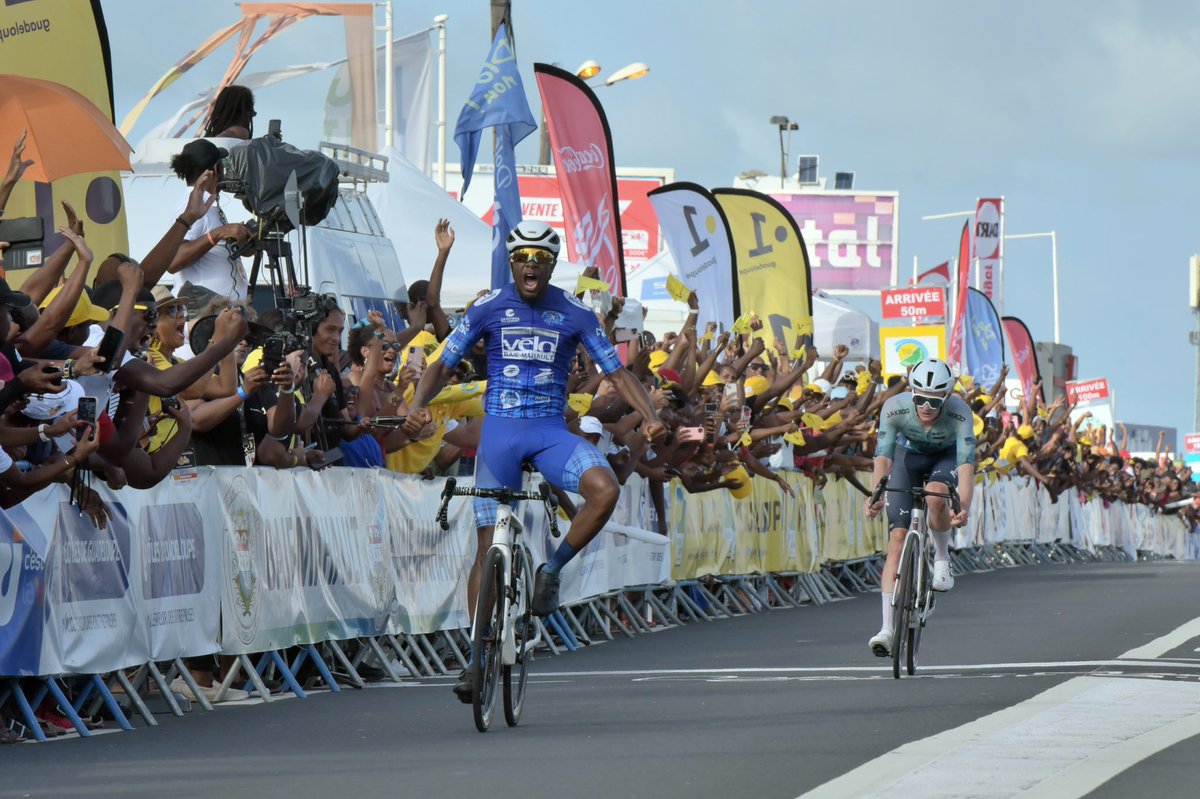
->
[[932, 560, 955, 592], [869, 629, 893, 658]]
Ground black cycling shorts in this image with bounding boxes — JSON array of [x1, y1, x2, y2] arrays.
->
[[885, 445, 959, 531]]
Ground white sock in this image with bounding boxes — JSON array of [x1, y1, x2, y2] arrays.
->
[[931, 528, 952, 562], [881, 591, 894, 631]]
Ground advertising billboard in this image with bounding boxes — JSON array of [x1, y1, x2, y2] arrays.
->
[[879, 324, 946, 378], [449, 164, 671, 276], [880, 286, 946, 322], [767, 191, 899, 294]]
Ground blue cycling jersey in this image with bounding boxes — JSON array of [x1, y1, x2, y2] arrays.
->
[[440, 283, 623, 419]]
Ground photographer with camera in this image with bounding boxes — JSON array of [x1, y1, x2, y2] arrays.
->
[[166, 140, 252, 300]]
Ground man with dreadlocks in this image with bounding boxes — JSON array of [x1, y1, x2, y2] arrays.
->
[[204, 85, 257, 140]]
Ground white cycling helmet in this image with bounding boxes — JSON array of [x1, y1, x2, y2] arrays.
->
[[506, 220, 561, 257], [909, 358, 954, 396]]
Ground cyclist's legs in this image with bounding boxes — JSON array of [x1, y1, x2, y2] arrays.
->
[[531, 425, 619, 573], [925, 451, 960, 561], [468, 417, 529, 620]]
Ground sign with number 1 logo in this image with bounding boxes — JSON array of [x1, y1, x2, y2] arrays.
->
[[712, 188, 814, 349], [649, 183, 738, 332]]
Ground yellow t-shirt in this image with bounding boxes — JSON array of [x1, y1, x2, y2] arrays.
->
[[995, 436, 1029, 474], [145, 346, 180, 454], [385, 386, 484, 474]]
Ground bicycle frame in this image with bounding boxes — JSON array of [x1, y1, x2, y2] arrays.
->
[[475, 503, 540, 666], [895, 504, 934, 626]]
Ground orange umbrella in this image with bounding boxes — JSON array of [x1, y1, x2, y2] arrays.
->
[[0, 74, 133, 183]]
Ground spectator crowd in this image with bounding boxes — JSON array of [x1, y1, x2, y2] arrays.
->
[[0, 100, 1195, 731]]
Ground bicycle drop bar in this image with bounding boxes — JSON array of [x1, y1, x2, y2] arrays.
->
[[435, 477, 562, 535], [871, 476, 962, 514]]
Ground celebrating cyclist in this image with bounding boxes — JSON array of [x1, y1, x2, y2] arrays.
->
[[863, 358, 975, 657], [406, 220, 666, 700]]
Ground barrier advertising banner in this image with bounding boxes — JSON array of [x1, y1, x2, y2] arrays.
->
[[648, 182, 738, 331], [712, 188, 814, 348], [880, 286, 946, 322], [1003, 316, 1042, 404], [963, 287, 1005, 384], [880, 324, 948, 378], [948, 220, 972, 366], [975, 197, 1003, 301], [1184, 434, 1200, 479], [766, 191, 898, 292], [1067, 378, 1115, 439], [535, 63, 627, 295]]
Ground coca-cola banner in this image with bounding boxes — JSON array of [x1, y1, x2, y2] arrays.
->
[[1003, 316, 1042, 404], [534, 63, 627, 295], [948, 220, 972, 367]]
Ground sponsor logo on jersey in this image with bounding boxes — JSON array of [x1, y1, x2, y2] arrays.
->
[[499, 390, 521, 409], [542, 310, 565, 325], [886, 408, 909, 418], [473, 289, 500, 307], [564, 290, 591, 311], [502, 364, 520, 378], [533, 368, 555, 385], [504, 307, 517, 319], [946, 411, 966, 422], [500, 326, 560, 363]]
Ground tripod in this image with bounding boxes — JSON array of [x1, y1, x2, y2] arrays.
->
[[245, 231, 301, 310]]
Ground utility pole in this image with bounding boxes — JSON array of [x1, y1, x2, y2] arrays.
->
[[1190, 255, 1200, 432]]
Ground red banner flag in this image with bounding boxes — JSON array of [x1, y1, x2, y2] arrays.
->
[[1003, 316, 1042, 404], [948, 220, 972, 366], [534, 63, 627, 296], [911, 261, 951, 285]]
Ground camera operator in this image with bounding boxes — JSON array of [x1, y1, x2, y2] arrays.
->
[[166, 140, 252, 300]]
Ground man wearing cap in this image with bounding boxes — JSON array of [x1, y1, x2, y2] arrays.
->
[[167, 140, 252, 299]]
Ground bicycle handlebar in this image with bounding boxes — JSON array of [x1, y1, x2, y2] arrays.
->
[[869, 476, 961, 514], [436, 477, 562, 537]]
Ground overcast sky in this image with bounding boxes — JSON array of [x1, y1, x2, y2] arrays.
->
[[107, 0, 1200, 443]]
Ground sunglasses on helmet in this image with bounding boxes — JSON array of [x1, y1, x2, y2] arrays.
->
[[913, 394, 945, 410], [510, 247, 556, 265]]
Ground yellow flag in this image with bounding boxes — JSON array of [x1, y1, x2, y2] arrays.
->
[[795, 319, 815, 336], [801, 413, 825, 430], [732, 312, 754, 334], [791, 344, 807, 361], [665, 273, 693, 304], [575, 274, 611, 293], [784, 429, 807, 447], [821, 411, 843, 430], [712, 189, 814, 349], [567, 393, 593, 415]]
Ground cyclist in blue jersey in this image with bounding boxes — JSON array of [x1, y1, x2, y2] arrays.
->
[[405, 220, 666, 701], [863, 358, 975, 657]]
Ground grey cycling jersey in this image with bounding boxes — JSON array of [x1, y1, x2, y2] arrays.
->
[[875, 393, 976, 466]]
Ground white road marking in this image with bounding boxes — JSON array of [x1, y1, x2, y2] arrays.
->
[[800, 613, 1200, 798], [1119, 614, 1200, 659], [532, 659, 1200, 679], [799, 676, 1200, 799]]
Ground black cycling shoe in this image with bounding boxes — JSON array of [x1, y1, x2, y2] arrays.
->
[[531, 565, 561, 617], [452, 669, 473, 704]]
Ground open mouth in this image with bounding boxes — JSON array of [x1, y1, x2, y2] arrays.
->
[[521, 270, 540, 291]]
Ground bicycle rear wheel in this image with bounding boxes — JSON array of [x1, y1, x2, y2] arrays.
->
[[503, 545, 534, 727], [471, 548, 505, 732], [892, 534, 919, 679]]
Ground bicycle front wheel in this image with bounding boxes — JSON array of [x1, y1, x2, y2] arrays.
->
[[503, 545, 534, 727], [907, 548, 932, 675], [471, 548, 505, 732], [892, 534, 919, 679]]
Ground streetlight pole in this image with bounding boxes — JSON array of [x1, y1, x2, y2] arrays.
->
[[769, 115, 798, 189], [435, 14, 448, 188], [1004, 231, 1060, 344]]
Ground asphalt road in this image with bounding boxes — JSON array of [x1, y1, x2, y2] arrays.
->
[[5, 559, 1200, 799]]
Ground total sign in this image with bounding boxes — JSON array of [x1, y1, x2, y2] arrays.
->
[[880, 287, 946, 321]]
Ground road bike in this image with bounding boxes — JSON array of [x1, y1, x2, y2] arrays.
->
[[437, 477, 560, 732], [869, 475, 961, 679]]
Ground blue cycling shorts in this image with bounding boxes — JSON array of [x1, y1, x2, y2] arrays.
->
[[473, 415, 613, 528]]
